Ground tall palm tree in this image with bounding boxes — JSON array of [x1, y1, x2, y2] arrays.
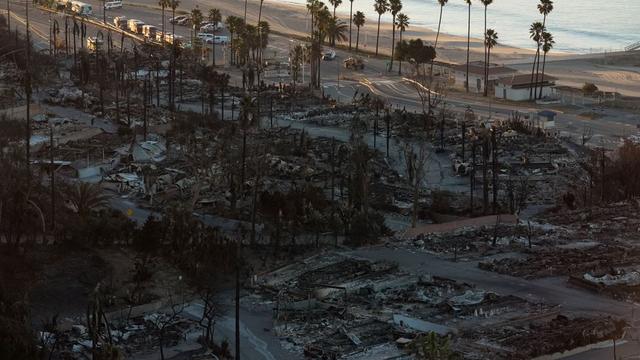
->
[[528, 21, 544, 100], [538, 31, 554, 99], [395, 13, 408, 75], [481, 0, 492, 97], [328, 0, 342, 17], [348, 0, 354, 50], [257, 0, 266, 67], [533, 0, 553, 98], [306, 0, 325, 89], [484, 29, 498, 96], [170, 0, 180, 41], [353, 10, 365, 52], [244, 0, 248, 23], [464, 0, 472, 93], [434, 0, 447, 48], [239, 95, 258, 187], [327, 0, 342, 45], [388, 0, 402, 70], [208, 8, 222, 66], [430, 0, 447, 77], [191, 8, 204, 44], [169, 0, 181, 109], [373, 0, 389, 56], [226, 15, 244, 65], [159, 0, 170, 45], [326, 17, 348, 46]]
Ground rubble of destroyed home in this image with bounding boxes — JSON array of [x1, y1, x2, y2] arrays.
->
[[2, 8, 639, 360], [244, 253, 624, 359]]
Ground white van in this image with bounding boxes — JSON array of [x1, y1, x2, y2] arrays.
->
[[70, 0, 92, 16], [104, 0, 122, 9], [197, 32, 214, 41], [213, 35, 228, 44]]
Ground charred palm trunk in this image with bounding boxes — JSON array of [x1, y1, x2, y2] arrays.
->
[[375, 14, 382, 55], [482, 139, 489, 215], [492, 130, 498, 213]]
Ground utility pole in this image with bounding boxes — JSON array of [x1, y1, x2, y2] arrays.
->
[[25, 0, 31, 177], [235, 240, 241, 360], [601, 147, 606, 203], [330, 137, 337, 246], [385, 109, 390, 158], [373, 113, 377, 148], [461, 121, 466, 163], [6, 0, 10, 36], [220, 86, 225, 120], [49, 124, 55, 232], [470, 141, 476, 214], [492, 129, 498, 214], [440, 103, 446, 150], [143, 77, 148, 141]]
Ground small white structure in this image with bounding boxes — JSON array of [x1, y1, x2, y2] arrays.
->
[[495, 74, 557, 101], [451, 61, 518, 94]]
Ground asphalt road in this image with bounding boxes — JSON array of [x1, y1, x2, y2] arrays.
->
[[8, 3, 640, 359]]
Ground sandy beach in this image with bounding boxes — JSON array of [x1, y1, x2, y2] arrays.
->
[[174, 0, 538, 64], [130, 0, 640, 96]]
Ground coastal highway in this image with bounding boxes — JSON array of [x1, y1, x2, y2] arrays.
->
[[7, 0, 638, 148], [6, 3, 640, 359]]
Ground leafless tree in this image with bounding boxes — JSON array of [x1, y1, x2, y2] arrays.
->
[[403, 142, 430, 228], [147, 296, 186, 360]]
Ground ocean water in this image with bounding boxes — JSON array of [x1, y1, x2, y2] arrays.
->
[[285, 0, 639, 54]]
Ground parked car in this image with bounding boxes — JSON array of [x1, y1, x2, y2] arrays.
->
[[199, 22, 221, 33], [197, 32, 214, 42], [169, 15, 189, 25], [104, 0, 122, 9], [322, 50, 336, 61], [344, 57, 364, 70], [211, 35, 228, 44]]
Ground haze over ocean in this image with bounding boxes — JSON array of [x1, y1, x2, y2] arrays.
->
[[284, 0, 639, 53]]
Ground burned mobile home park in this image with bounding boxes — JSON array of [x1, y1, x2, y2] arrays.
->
[[1, 0, 640, 358]]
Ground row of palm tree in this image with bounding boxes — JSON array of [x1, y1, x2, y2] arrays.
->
[[353, 11, 365, 51], [530, 0, 554, 100], [225, 15, 271, 66]]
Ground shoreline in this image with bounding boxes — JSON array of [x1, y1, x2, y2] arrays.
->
[[187, 0, 544, 64], [127, 0, 639, 97]]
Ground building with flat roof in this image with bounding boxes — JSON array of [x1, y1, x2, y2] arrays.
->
[[451, 61, 518, 94], [495, 74, 557, 101]]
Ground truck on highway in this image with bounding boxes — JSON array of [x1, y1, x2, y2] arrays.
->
[[113, 16, 127, 30], [127, 19, 144, 34], [142, 25, 157, 39], [104, 0, 122, 9], [69, 0, 92, 15], [344, 57, 364, 70], [163, 33, 183, 45]]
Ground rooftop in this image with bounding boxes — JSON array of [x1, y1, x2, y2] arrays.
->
[[451, 61, 518, 76], [496, 74, 558, 88]]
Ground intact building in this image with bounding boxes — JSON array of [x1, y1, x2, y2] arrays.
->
[[451, 61, 518, 94], [495, 74, 557, 101]]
